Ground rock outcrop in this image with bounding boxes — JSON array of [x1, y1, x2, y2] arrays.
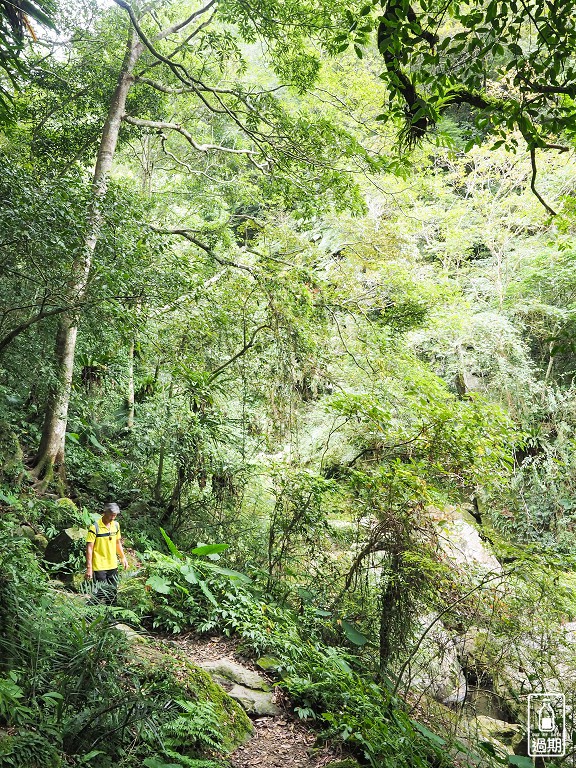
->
[[199, 657, 280, 716]]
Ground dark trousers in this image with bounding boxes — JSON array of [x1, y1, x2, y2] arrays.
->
[[90, 568, 118, 605]]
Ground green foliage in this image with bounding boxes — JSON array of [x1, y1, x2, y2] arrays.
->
[[142, 543, 450, 767], [4, 4, 576, 767], [0, 672, 32, 724], [0, 729, 61, 768], [0, 0, 55, 123], [333, 0, 576, 154], [161, 700, 226, 753], [0, 516, 252, 767]]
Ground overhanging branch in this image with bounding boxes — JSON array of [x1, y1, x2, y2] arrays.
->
[[123, 115, 269, 169], [151, 226, 255, 273], [209, 324, 271, 380]]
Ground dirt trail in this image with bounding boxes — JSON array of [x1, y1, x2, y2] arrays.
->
[[171, 633, 341, 768]]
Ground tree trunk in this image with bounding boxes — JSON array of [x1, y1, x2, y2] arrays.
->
[[127, 339, 135, 429], [154, 377, 173, 502], [32, 27, 143, 480], [378, 551, 402, 675]]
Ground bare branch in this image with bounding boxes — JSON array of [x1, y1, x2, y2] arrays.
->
[[209, 324, 271, 380], [135, 76, 240, 97], [153, 0, 218, 42], [151, 226, 255, 273], [114, 1, 274, 158], [134, 76, 192, 94], [530, 147, 557, 216], [158, 135, 237, 183], [113, 0, 208, 87], [123, 115, 268, 168]]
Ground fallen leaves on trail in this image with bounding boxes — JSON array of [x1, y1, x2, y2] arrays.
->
[[230, 716, 333, 768]]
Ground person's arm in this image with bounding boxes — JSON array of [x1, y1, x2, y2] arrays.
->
[[86, 541, 94, 579], [116, 532, 128, 569]]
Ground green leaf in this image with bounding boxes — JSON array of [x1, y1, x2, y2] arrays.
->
[[160, 527, 183, 559], [179, 564, 198, 584], [142, 759, 181, 768], [297, 587, 314, 602], [206, 564, 252, 582], [88, 433, 106, 452], [478, 742, 507, 764], [146, 575, 172, 594], [412, 720, 446, 746], [79, 752, 107, 765], [508, 758, 534, 768], [340, 619, 369, 646], [191, 543, 229, 556], [257, 655, 283, 670], [330, 655, 353, 675], [41, 691, 64, 702], [199, 580, 218, 606], [17, 0, 56, 29]]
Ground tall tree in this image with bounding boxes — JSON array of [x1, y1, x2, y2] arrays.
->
[[32, 22, 144, 480], [31, 0, 370, 481]]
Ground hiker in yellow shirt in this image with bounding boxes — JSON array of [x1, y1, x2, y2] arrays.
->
[[85, 502, 128, 604]]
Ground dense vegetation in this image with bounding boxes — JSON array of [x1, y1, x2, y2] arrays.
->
[[2, 1, 576, 767]]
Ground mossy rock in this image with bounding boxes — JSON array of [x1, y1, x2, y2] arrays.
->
[[125, 636, 253, 754], [53, 498, 81, 528], [44, 527, 87, 577], [0, 421, 24, 483]]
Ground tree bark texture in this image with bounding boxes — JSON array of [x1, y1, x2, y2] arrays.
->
[[33, 28, 143, 479], [127, 339, 135, 429]]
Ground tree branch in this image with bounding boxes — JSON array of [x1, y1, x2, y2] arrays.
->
[[122, 115, 268, 168], [151, 226, 254, 273], [134, 75, 237, 96], [530, 147, 557, 216], [113, 0, 274, 159], [0, 305, 79, 356], [209, 324, 271, 380], [153, 0, 218, 42]]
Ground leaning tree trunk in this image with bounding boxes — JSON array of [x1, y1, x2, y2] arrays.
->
[[32, 28, 143, 482]]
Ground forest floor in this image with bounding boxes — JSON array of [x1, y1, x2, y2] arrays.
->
[[171, 633, 342, 768]]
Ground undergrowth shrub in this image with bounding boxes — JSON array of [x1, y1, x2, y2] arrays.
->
[[0, 521, 249, 768], [143, 540, 452, 768]]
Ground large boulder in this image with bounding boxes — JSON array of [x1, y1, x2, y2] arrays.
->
[[120, 629, 253, 751], [44, 527, 87, 563], [459, 623, 576, 720], [428, 506, 502, 573], [199, 657, 280, 717], [405, 616, 467, 705], [227, 685, 280, 716]]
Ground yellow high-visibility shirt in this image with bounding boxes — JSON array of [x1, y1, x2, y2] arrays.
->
[[86, 517, 121, 571]]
